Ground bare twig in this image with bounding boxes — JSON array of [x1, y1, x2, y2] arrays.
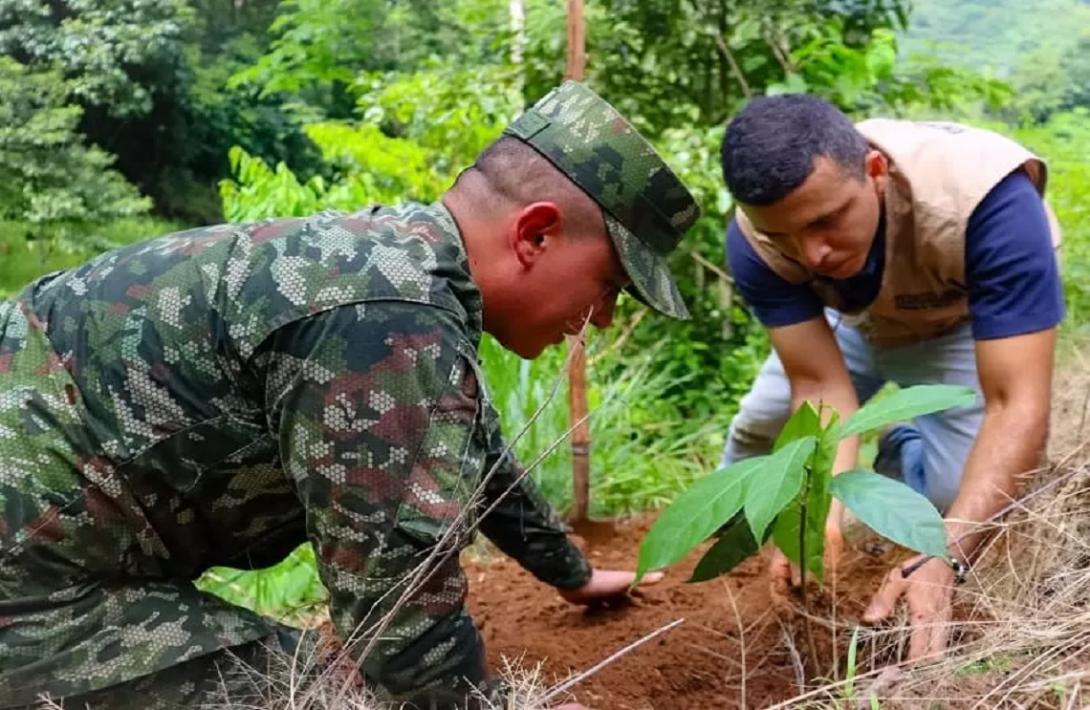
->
[[723, 580, 747, 708], [712, 32, 753, 99], [778, 617, 806, 693], [690, 251, 733, 284]]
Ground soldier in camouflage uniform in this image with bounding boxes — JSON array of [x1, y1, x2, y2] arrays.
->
[[0, 81, 698, 709]]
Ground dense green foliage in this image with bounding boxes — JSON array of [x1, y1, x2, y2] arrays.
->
[[0, 58, 149, 229], [902, 0, 1090, 123], [0, 0, 321, 224]]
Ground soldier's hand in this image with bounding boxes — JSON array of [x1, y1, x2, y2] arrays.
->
[[558, 568, 663, 606]]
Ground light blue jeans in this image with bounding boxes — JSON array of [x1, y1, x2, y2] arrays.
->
[[722, 312, 984, 512]]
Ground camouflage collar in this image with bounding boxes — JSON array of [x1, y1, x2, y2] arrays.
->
[[431, 201, 484, 346]]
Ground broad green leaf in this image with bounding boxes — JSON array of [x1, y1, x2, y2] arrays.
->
[[744, 436, 816, 541], [636, 457, 764, 581], [836, 385, 976, 439], [830, 470, 948, 558], [773, 401, 822, 451], [689, 516, 761, 583]]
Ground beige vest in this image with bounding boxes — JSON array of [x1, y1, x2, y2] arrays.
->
[[736, 119, 1061, 348]]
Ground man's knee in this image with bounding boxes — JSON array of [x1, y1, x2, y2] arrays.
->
[[723, 399, 791, 465]]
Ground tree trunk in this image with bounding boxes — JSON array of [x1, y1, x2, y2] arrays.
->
[[510, 0, 526, 67]]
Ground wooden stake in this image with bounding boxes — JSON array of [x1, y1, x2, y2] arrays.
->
[[566, 0, 586, 81], [565, 0, 590, 523], [568, 334, 591, 522]]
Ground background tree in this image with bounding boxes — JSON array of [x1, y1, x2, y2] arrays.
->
[[0, 57, 149, 229]]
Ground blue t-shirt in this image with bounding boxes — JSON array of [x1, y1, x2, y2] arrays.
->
[[727, 171, 1065, 340]]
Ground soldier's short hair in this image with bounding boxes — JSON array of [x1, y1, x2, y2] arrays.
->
[[458, 136, 605, 239]]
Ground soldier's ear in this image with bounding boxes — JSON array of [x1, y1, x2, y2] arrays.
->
[[510, 201, 561, 268]]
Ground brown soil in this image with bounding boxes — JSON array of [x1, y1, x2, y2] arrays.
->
[[465, 517, 898, 709]]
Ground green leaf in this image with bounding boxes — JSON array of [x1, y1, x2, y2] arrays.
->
[[636, 457, 765, 581], [744, 436, 816, 541], [689, 516, 760, 583], [836, 385, 977, 439], [767, 72, 809, 95], [773, 401, 822, 451], [830, 470, 948, 558]]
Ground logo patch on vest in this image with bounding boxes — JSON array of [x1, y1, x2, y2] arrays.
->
[[894, 287, 966, 311]]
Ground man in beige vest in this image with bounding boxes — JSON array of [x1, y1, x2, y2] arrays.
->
[[720, 95, 1062, 661]]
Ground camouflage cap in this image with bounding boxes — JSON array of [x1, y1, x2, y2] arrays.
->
[[503, 80, 700, 320]]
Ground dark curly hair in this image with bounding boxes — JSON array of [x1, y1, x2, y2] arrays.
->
[[721, 94, 869, 206]]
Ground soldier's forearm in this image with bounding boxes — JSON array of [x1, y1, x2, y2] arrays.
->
[[478, 499, 592, 589]]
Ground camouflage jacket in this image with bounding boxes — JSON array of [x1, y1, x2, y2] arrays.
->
[[0, 202, 591, 708]]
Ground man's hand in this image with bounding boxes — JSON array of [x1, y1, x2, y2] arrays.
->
[[863, 555, 954, 662], [558, 568, 663, 605]]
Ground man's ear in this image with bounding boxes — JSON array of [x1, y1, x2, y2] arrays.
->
[[511, 202, 562, 269], [865, 149, 888, 179]]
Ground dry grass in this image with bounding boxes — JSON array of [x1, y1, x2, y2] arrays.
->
[[199, 630, 386, 710], [190, 637, 557, 710]]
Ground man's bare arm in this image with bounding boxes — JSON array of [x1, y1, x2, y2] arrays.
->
[[770, 316, 860, 474], [946, 328, 1056, 558]]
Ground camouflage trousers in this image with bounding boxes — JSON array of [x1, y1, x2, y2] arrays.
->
[[12, 628, 300, 710]]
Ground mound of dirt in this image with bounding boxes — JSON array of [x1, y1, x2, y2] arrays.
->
[[465, 517, 897, 709]]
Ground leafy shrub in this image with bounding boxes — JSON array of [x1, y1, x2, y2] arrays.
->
[[0, 58, 149, 227]]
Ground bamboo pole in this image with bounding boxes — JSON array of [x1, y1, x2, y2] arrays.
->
[[566, 0, 591, 523]]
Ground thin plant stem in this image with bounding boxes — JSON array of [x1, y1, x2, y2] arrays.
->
[[798, 464, 819, 675]]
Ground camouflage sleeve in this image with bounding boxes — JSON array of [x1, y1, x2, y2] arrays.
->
[[259, 301, 498, 708], [475, 400, 592, 590]]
